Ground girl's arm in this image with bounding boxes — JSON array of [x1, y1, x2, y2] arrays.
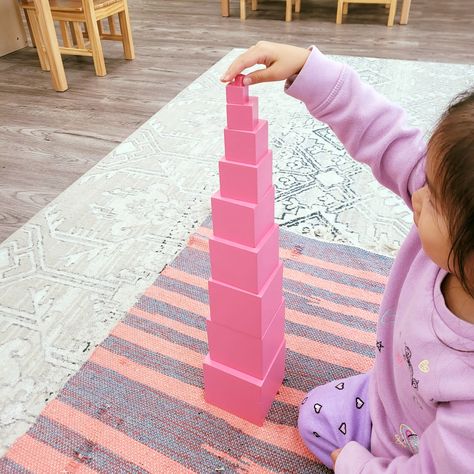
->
[[285, 46, 427, 209]]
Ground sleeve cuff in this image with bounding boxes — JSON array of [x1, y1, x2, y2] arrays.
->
[[284, 46, 347, 114], [335, 441, 374, 474]]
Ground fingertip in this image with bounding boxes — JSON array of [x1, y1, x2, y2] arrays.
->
[[221, 73, 235, 83]]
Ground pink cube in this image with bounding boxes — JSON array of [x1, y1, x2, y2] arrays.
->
[[226, 76, 249, 105], [203, 339, 286, 426], [211, 186, 275, 247], [224, 120, 268, 165], [207, 299, 285, 379], [226, 96, 259, 131], [208, 262, 283, 338], [209, 224, 279, 294], [219, 150, 273, 204]]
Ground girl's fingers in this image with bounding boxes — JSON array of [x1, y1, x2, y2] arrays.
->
[[243, 69, 266, 86], [220, 53, 258, 82], [221, 46, 272, 83], [244, 63, 282, 85]]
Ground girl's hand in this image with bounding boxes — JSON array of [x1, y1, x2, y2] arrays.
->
[[220, 41, 311, 86], [330, 448, 342, 469]]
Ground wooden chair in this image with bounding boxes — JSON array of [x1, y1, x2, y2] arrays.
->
[[20, 0, 134, 77], [221, 0, 301, 22], [336, 0, 397, 26]]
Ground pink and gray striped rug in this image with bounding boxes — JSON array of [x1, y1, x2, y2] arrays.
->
[[1, 218, 391, 473]]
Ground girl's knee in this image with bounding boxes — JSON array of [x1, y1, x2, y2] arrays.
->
[[297, 375, 372, 467], [297, 391, 336, 468]]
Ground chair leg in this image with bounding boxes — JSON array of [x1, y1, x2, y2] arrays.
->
[[26, 10, 50, 71], [24, 12, 37, 47], [82, 0, 106, 76], [221, 0, 230, 16], [118, 9, 135, 59], [251, 0, 257, 11], [32, 0, 68, 91], [387, 0, 397, 26], [343, 2, 348, 14], [285, 0, 292, 21], [295, 0, 301, 13], [400, 0, 411, 24], [336, 0, 344, 23], [240, 0, 246, 20]]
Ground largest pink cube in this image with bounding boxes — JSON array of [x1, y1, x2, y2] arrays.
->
[[209, 224, 279, 294], [211, 186, 275, 247], [207, 299, 284, 379], [203, 339, 286, 426]]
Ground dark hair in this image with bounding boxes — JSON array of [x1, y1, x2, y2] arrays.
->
[[427, 88, 474, 296]]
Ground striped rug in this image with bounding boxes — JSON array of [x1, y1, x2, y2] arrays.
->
[[1, 218, 392, 473]]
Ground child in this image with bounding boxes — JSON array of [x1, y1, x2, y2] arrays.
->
[[221, 42, 474, 473]]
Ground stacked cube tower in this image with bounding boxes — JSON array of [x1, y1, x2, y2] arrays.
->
[[203, 75, 286, 425]]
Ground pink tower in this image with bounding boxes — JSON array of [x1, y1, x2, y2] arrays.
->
[[203, 75, 286, 425]]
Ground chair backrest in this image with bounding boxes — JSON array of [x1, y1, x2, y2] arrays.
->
[[81, 0, 96, 16]]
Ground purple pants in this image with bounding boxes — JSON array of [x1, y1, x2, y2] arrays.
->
[[298, 372, 372, 469]]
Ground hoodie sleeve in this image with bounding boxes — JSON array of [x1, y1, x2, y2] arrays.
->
[[285, 47, 427, 209], [334, 400, 474, 474]]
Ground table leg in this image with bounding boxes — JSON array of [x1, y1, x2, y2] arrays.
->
[[33, 0, 68, 91], [400, 0, 411, 24]]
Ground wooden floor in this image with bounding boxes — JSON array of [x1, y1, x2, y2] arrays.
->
[[0, 0, 473, 243]]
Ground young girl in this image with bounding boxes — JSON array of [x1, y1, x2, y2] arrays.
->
[[221, 42, 474, 473]]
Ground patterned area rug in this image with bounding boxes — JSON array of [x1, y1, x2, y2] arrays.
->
[[1, 218, 392, 473]]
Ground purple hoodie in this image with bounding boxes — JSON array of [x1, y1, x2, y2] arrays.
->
[[285, 47, 474, 473]]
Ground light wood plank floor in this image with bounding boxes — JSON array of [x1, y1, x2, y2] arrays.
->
[[0, 0, 473, 243]]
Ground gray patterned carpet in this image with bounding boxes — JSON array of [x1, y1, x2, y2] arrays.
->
[[0, 48, 473, 456]]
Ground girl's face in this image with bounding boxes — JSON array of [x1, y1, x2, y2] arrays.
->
[[411, 158, 452, 271]]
